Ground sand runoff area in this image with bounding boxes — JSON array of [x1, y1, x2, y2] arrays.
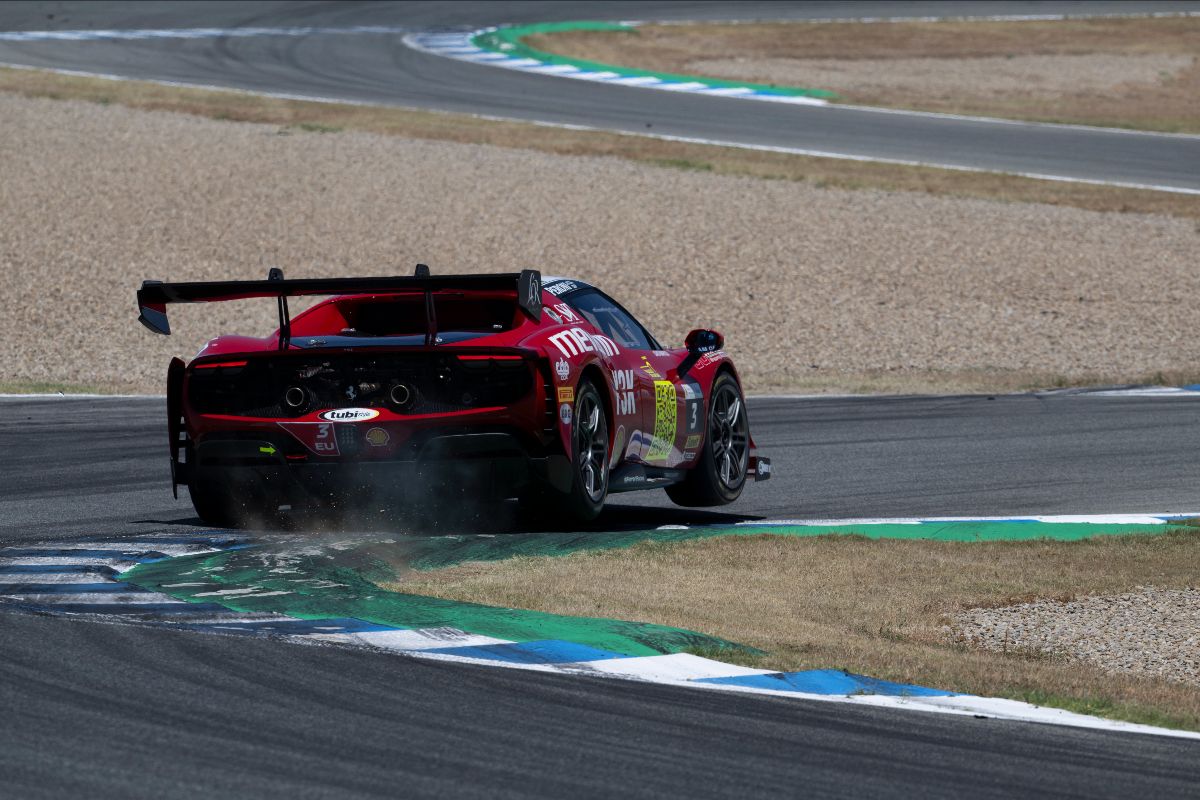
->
[[1, 93, 1197, 395]]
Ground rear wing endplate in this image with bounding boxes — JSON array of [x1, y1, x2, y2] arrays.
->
[[137, 266, 542, 347]]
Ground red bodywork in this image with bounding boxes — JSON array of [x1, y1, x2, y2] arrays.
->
[[146, 272, 766, 510]]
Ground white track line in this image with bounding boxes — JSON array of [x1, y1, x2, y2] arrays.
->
[[1, 60, 1196, 195], [739, 514, 1199, 527]]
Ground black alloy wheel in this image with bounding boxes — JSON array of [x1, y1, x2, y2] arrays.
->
[[709, 377, 749, 492], [554, 379, 609, 521], [666, 372, 749, 507]]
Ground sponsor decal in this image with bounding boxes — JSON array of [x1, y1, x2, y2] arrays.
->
[[682, 451, 696, 461], [365, 427, 390, 447], [610, 425, 626, 468], [622, 473, 646, 485], [613, 368, 637, 415], [639, 356, 663, 380], [318, 408, 380, 422], [547, 327, 620, 359], [557, 386, 575, 404], [756, 458, 773, 480], [544, 307, 562, 325], [647, 380, 677, 463], [685, 434, 701, 450], [653, 350, 672, 357], [694, 350, 727, 371], [680, 383, 698, 400], [546, 280, 577, 296], [553, 303, 580, 323], [527, 274, 542, 307], [559, 402, 573, 426], [555, 358, 570, 381]]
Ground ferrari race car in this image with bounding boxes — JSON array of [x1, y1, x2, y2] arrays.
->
[[137, 267, 770, 526]]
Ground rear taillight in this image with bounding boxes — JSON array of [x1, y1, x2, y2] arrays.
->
[[194, 360, 248, 369]]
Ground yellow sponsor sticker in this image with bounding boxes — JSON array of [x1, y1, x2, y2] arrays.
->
[[684, 434, 701, 450], [647, 380, 676, 462], [557, 386, 574, 404]]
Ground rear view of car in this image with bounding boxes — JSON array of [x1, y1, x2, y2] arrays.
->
[[138, 266, 770, 528], [141, 269, 560, 526]]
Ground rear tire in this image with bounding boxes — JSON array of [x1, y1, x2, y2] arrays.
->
[[188, 474, 282, 529], [666, 372, 749, 507], [187, 476, 244, 528]]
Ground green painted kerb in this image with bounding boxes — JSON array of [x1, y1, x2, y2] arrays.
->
[[122, 520, 1190, 663], [471, 21, 839, 100], [123, 548, 754, 659]]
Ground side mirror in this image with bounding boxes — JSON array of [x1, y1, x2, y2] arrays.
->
[[685, 329, 723, 355], [679, 329, 723, 377]]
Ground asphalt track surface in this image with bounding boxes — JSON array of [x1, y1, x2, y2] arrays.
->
[[1, 1, 1199, 190], [2, 394, 1199, 797], [4, 393, 1200, 543]]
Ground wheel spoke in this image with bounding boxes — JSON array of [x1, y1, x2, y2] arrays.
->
[[726, 397, 741, 428]]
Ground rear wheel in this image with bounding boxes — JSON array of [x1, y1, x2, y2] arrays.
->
[[188, 475, 282, 529], [549, 379, 610, 522], [187, 476, 243, 528], [666, 373, 749, 507]]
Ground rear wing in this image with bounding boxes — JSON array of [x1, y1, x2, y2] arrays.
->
[[137, 266, 542, 348]]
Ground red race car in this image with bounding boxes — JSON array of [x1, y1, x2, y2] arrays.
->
[[137, 267, 770, 526]]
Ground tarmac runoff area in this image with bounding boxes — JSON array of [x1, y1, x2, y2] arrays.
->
[[2, 515, 1198, 740]]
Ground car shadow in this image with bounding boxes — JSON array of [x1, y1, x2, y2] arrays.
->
[[133, 502, 761, 538]]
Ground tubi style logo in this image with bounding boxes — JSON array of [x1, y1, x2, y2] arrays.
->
[[318, 408, 380, 422]]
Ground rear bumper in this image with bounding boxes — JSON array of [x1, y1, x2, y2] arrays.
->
[[187, 430, 570, 504]]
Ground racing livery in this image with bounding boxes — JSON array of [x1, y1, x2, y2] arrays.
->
[[137, 267, 770, 526]]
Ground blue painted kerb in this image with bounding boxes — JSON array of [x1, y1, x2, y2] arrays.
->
[[698, 669, 958, 697]]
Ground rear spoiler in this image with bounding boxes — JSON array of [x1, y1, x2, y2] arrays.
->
[[137, 266, 542, 349]]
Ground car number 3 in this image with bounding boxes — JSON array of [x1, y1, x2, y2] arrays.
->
[[689, 402, 698, 428]]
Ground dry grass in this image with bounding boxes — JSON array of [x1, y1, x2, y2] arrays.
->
[[396, 530, 1200, 730], [527, 17, 1200, 132], [0, 66, 1196, 221]]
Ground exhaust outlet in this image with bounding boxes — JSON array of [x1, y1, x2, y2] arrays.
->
[[389, 382, 412, 408], [284, 385, 307, 411]]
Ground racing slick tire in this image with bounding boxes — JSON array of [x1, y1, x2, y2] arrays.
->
[[188, 475, 281, 529], [666, 372, 749, 507], [543, 378, 610, 522]]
